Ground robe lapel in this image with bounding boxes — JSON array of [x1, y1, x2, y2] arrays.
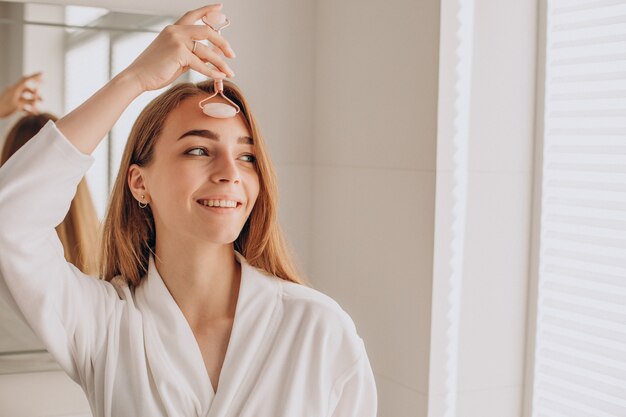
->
[[136, 253, 213, 417], [135, 250, 282, 417]]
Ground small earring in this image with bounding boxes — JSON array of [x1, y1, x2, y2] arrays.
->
[[138, 194, 148, 209]]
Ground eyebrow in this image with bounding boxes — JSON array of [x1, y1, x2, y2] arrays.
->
[[177, 129, 254, 145]]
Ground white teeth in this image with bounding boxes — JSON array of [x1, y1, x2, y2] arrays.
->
[[200, 199, 238, 208]]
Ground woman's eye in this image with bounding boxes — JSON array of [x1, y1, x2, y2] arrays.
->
[[186, 147, 256, 163], [186, 147, 208, 156], [242, 154, 257, 163]]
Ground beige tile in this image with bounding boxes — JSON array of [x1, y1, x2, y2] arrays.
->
[[223, 0, 315, 167], [308, 166, 357, 294], [428, 386, 523, 417], [426, 393, 448, 417], [253, 89, 314, 166], [0, 371, 91, 416], [314, 0, 439, 171], [458, 172, 531, 391], [377, 373, 427, 417], [457, 385, 523, 417], [274, 164, 314, 276], [310, 166, 436, 394]]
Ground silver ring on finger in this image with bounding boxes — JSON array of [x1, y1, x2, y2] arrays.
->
[[192, 40, 198, 54]]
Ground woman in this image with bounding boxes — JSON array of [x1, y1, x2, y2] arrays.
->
[[0, 4, 376, 417]]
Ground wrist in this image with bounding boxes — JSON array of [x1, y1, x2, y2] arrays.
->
[[111, 70, 144, 99]]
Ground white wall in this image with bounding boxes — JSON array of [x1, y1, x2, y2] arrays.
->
[[428, 0, 539, 416], [23, 3, 65, 115], [0, 2, 65, 148], [0, 2, 24, 144], [457, 1, 537, 415]]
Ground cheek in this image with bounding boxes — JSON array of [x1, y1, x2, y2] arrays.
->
[[246, 172, 261, 202], [151, 165, 197, 203]]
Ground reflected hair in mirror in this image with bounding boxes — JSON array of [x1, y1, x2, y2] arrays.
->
[[1, 113, 100, 275]]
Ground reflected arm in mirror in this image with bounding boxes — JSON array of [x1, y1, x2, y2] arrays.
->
[[0, 72, 43, 118]]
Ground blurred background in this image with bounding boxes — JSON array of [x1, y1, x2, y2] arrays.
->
[[0, 0, 624, 416]]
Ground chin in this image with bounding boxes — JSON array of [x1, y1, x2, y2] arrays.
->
[[199, 230, 241, 244]]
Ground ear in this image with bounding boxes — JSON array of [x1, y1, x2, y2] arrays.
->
[[128, 163, 150, 203]]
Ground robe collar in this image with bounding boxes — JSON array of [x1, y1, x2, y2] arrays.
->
[[135, 249, 282, 417]]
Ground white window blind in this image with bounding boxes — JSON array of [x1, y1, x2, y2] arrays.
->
[[531, 1, 626, 417], [532, 0, 626, 417]]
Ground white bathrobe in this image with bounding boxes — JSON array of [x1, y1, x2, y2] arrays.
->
[[0, 120, 377, 417]]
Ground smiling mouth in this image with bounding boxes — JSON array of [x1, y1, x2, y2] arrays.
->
[[196, 200, 243, 212]]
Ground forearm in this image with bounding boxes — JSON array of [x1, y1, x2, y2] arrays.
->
[[56, 70, 143, 155]]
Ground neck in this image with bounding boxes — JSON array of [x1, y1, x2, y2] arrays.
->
[[153, 238, 241, 330]]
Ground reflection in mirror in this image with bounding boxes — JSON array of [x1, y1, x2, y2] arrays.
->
[[0, 0, 177, 374]]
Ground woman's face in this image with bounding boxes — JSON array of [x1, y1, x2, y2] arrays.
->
[[129, 95, 259, 246]]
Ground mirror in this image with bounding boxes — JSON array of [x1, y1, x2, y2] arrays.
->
[[0, 0, 179, 374]]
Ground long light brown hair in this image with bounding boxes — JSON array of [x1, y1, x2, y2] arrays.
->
[[99, 79, 308, 287], [1, 113, 100, 275]]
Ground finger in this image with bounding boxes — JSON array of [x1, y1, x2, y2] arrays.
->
[[187, 52, 228, 80], [18, 102, 32, 113], [18, 97, 39, 107], [192, 41, 235, 77], [209, 43, 223, 58], [187, 24, 236, 58], [197, 42, 223, 60], [18, 72, 43, 86], [174, 4, 223, 25], [20, 87, 42, 100], [201, 11, 226, 28], [24, 106, 38, 115], [28, 104, 40, 115]]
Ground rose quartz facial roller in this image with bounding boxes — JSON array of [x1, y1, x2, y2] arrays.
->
[[198, 15, 240, 118]]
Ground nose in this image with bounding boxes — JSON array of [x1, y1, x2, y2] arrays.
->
[[210, 153, 241, 184]]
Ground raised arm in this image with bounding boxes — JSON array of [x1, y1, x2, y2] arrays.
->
[[56, 3, 236, 155]]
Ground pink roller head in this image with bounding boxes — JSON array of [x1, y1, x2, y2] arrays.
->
[[198, 78, 240, 118], [198, 16, 240, 118]]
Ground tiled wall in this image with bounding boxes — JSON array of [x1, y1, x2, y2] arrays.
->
[[306, 0, 440, 416], [0, 371, 91, 416]]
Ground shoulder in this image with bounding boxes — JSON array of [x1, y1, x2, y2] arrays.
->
[[277, 279, 365, 356], [280, 280, 352, 322]]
